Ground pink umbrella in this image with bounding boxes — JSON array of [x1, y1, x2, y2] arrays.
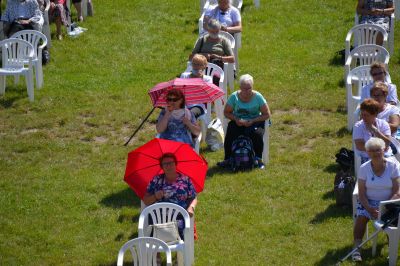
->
[[148, 78, 224, 107]]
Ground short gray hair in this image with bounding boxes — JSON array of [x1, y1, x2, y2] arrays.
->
[[365, 137, 385, 151], [239, 74, 254, 87], [207, 19, 221, 31]]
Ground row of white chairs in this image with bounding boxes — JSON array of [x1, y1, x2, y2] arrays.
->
[[0, 30, 47, 102], [118, 202, 194, 266]]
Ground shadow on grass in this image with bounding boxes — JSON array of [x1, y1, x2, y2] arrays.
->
[[329, 53, 344, 67], [336, 104, 346, 115], [314, 243, 386, 266], [322, 190, 334, 200], [310, 203, 351, 224], [99, 188, 141, 208], [207, 165, 228, 179], [0, 87, 25, 108], [324, 163, 339, 173], [336, 126, 351, 137], [337, 79, 345, 88]]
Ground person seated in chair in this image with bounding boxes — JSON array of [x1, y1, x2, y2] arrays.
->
[[181, 54, 212, 119], [357, 0, 394, 45], [218, 74, 271, 169], [143, 153, 198, 240], [360, 62, 398, 105], [1, 0, 44, 37], [203, 0, 242, 35], [353, 98, 392, 164], [156, 89, 200, 148], [351, 137, 400, 262], [48, 0, 68, 40], [190, 19, 234, 70], [370, 82, 400, 136]]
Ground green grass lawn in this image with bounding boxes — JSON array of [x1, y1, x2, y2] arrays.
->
[[1, 0, 399, 265]]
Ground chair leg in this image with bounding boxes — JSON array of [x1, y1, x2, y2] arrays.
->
[[388, 234, 399, 266], [183, 251, 191, 266], [34, 63, 42, 89], [177, 251, 184, 266], [14, 75, 19, 85], [26, 70, 34, 102], [371, 229, 379, 256], [0, 76, 5, 95]]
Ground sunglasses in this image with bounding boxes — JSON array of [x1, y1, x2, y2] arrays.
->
[[166, 97, 180, 102], [371, 71, 385, 76], [371, 93, 385, 97]]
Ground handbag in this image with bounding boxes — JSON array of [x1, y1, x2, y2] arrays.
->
[[151, 221, 181, 244], [205, 118, 225, 151]]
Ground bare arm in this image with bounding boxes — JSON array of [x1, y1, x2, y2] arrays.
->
[[249, 104, 271, 124], [187, 197, 197, 217], [222, 21, 242, 33], [355, 139, 366, 152], [156, 110, 171, 133], [391, 177, 400, 199], [183, 116, 201, 136], [143, 190, 164, 206]]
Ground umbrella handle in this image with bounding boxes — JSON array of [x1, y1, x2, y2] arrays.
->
[[124, 107, 156, 146]]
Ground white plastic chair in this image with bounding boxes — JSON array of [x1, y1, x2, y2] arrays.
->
[[11, 30, 48, 89], [345, 24, 388, 63], [372, 199, 400, 266], [354, 12, 394, 55], [254, 0, 260, 8], [0, 39, 34, 102], [42, 0, 51, 48], [117, 237, 172, 266], [138, 203, 194, 266], [344, 44, 389, 82], [262, 119, 271, 165]]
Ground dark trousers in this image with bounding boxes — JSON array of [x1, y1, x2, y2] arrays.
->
[[6, 21, 34, 38], [224, 120, 264, 160]]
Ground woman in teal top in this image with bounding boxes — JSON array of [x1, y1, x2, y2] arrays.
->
[[218, 74, 271, 167]]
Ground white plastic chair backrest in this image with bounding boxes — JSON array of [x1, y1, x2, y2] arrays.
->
[[139, 203, 190, 234], [349, 24, 388, 47], [390, 137, 400, 162], [230, 0, 243, 9], [0, 39, 33, 68], [185, 62, 225, 82], [10, 30, 47, 59], [117, 237, 172, 266], [347, 65, 374, 96], [348, 44, 389, 68]]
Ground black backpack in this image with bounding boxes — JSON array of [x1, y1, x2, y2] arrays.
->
[[230, 135, 255, 172], [335, 148, 354, 172], [334, 169, 355, 206]]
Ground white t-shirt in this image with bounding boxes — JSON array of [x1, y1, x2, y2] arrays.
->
[[358, 158, 400, 200], [378, 104, 400, 136], [353, 118, 391, 158], [205, 6, 241, 28], [361, 82, 398, 104]]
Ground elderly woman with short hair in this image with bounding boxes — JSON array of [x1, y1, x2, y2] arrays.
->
[[218, 74, 271, 168], [360, 62, 398, 105], [352, 137, 400, 262], [203, 0, 242, 35], [370, 81, 400, 135], [190, 19, 234, 66], [353, 98, 392, 164]]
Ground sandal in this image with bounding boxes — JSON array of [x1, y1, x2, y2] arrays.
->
[[352, 250, 362, 262]]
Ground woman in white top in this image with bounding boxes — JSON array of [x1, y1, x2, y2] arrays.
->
[[203, 0, 242, 35], [352, 137, 400, 262], [370, 81, 400, 136]]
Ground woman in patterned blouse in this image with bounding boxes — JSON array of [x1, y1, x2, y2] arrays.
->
[[143, 153, 198, 239]]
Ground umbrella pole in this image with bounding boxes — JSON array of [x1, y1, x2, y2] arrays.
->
[[124, 107, 156, 146]]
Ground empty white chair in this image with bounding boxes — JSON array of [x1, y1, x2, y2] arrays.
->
[[117, 237, 172, 266], [345, 44, 389, 82], [11, 30, 48, 89], [372, 199, 400, 266], [354, 12, 394, 55], [0, 39, 34, 102], [138, 203, 194, 266], [345, 24, 388, 63]]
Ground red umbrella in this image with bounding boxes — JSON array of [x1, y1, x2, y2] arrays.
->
[[124, 138, 208, 199], [148, 78, 224, 107]]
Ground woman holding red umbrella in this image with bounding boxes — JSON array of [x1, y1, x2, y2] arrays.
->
[[143, 153, 198, 239], [156, 89, 201, 147]]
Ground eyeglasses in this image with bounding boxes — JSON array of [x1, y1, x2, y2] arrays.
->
[[371, 71, 385, 77], [161, 161, 175, 167], [166, 97, 180, 102]]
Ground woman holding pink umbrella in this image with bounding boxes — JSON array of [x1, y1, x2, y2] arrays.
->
[[156, 89, 200, 147]]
